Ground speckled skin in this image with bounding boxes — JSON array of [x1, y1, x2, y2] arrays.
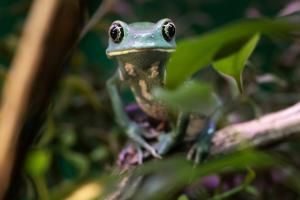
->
[[106, 19, 176, 120], [116, 51, 171, 120], [105, 19, 179, 159]]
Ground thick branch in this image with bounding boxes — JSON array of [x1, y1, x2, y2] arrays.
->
[[0, 0, 83, 198], [211, 102, 300, 155], [106, 102, 300, 200]]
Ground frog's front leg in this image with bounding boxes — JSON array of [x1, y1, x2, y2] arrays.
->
[[106, 72, 161, 159], [156, 112, 190, 155]]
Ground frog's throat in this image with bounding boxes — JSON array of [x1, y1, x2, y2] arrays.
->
[[107, 48, 175, 57]]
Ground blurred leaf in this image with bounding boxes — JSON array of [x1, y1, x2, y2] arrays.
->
[[153, 80, 220, 115], [166, 18, 299, 88], [64, 75, 102, 111], [245, 185, 259, 196], [139, 150, 277, 177], [213, 33, 260, 92], [281, 166, 300, 194], [132, 150, 278, 200], [64, 180, 103, 200], [50, 177, 107, 200], [25, 149, 52, 177], [59, 127, 77, 147], [209, 185, 245, 200], [90, 147, 109, 162], [244, 168, 256, 185], [62, 151, 90, 178], [177, 195, 189, 200], [38, 117, 56, 147], [209, 168, 256, 200]]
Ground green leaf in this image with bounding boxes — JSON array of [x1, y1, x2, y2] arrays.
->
[[59, 127, 77, 147], [243, 168, 256, 185], [132, 150, 278, 200], [213, 34, 260, 93], [62, 151, 90, 178], [166, 18, 299, 88], [64, 75, 102, 111], [153, 81, 220, 115], [245, 185, 259, 196], [138, 150, 277, 176], [209, 185, 245, 200], [209, 168, 256, 200], [25, 149, 52, 177], [178, 195, 189, 200]]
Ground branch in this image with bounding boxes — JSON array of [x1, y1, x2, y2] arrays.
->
[[211, 102, 300, 155], [106, 102, 300, 200], [0, 0, 83, 198]]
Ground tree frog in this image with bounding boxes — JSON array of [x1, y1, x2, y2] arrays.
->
[[106, 19, 216, 163]]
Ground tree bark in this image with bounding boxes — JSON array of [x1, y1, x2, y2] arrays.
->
[[211, 102, 300, 155], [0, 0, 84, 198]]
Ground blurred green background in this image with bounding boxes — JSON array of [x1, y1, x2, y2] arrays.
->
[[1, 0, 300, 199]]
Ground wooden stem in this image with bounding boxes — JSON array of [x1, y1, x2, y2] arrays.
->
[[211, 102, 300, 155], [0, 0, 83, 198]]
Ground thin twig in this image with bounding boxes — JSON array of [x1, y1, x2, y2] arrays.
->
[[79, 0, 116, 40]]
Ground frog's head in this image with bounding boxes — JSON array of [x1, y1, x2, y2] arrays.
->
[[106, 18, 176, 57]]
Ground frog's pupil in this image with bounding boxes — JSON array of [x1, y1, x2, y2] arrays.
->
[[110, 23, 124, 43], [162, 21, 175, 41]]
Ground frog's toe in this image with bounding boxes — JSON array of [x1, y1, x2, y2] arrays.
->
[[155, 133, 174, 155], [134, 143, 162, 163], [187, 142, 210, 164], [126, 123, 162, 159], [187, 118, 216, 164], [137, 139, 162, 159], [148, 145, 162, 159]]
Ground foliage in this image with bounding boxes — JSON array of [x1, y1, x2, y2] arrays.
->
[[165, 18, 298, 88], [213, 33, 260, 92], [1, 0, 300, 199], [132, 150, 276, 200], [153, 80, 220, 115], [155, 18, 299, 114]]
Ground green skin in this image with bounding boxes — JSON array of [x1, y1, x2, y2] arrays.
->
[[106, 19, 215, 162]]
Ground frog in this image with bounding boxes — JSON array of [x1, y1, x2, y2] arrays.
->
[[106, 18, 217, 163]]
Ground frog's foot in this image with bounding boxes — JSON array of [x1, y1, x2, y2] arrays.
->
[[155, 133, 175, 156], [127, 123, 162, 159], [187, 119, 216, 164], [187, 140, 211, 164], [117, 144, 142, 170]]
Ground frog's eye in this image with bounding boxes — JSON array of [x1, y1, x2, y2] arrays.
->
[[162, 20, 176, 41], [109, 22, 124, 43]]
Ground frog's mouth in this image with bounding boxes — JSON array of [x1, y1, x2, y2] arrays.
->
[[106, 48, 175, 57]]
